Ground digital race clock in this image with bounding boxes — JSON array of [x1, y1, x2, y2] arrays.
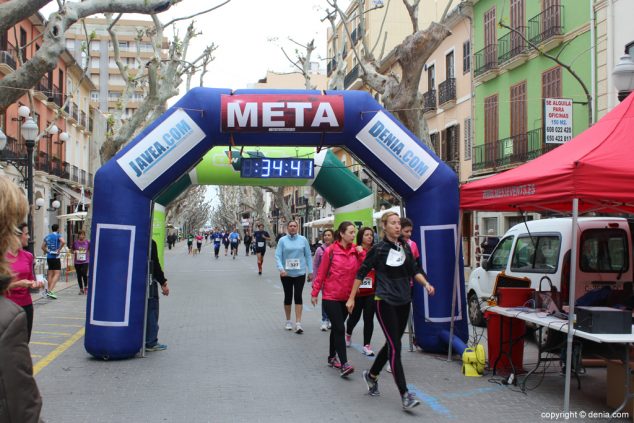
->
[[240, 158, 314, 179]]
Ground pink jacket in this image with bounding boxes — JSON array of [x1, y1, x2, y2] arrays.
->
[[311, 241, 363, 302]]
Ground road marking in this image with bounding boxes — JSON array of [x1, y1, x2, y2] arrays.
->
[[32, 331, 73, 336], [31, 341, 60, 346], [44, 316, 85, 320], [407, 384, 452, 417], [33, 327, 85, 376], [39, 323, 84, 328], [31, 354, 42, 358]]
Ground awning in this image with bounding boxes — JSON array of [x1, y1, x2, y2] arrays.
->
[[303, 215, 334, 228], [53, 183, 91, 206], [56, 211, 87, 221]]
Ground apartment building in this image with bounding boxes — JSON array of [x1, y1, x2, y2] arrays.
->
[[0, 10, 96, 246]]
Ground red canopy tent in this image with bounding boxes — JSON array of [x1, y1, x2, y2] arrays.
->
[[460, 92, 634, 413], [461, 92, 634, 213]]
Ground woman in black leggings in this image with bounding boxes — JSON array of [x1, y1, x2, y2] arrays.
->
[[347, 212, 435, 410]]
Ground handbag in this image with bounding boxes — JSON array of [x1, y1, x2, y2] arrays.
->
[[533, 276, 563, 312]]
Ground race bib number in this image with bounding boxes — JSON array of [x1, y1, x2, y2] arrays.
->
[[76, 253, 87, 261], [257, 242, 265, 247], [386, 247, 405, 267], [215, 238, 221, 242], [285, 259, 300, 270], [360, 277, 373, 289]]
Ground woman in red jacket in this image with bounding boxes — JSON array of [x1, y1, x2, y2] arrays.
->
[[345, 227, 376, 356], [311, 221, 362, 377]]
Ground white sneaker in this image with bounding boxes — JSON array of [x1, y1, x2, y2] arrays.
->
[[386, 362, 392, 373], [327, 321, 332, 330], [320, 321, 328, 331], [362, 344, 375, 356], [295, 322, 303, 334], [285, 321, 293, 331]]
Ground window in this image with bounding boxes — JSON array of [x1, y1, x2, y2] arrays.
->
[[442, 125, 459, 163], [511, 235, 561, 273], [430, 132, 440, 154], [19, 27, 27, 60], [427, 64, 435, 90], [488, 236, 513, 271], [484, 6, 497, 66], [463, 41, 470, 73], [0, 31, 7, 51], [580, 229, 629, 273], [626, 41, 634, 56], [542, 66, 562, 99], [91, 91, 99, 102], [446, 51, 454, 79], [464, 118, 472, 160]]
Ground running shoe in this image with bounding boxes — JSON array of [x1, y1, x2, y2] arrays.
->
[[46, 290, 57, 299], [327, 321, 332, 330], [145, 343, 167, 352], [363, 370, 380, 396], [340, 362, 354, 377], [285, 321, 293, 331], [362, 344, 375, 356], [320, 321, 328, 331], [258, 271, 262, 275], [328, 356, 341, 369], [401, 392, 420, 409], [345, 334, 351, 347], [386, 362, 392, 373], [295, 322, 303, 334]]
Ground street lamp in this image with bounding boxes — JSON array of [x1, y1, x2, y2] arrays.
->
[[21, 112, 38, 254], [303, 192, 312, 239], [612, 54, 634, 102]]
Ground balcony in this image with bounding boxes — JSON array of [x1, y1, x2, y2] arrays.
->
[[474, 44, 498, 81], [472, 128, 560, 172], [344, 64, 360, 89], [497, 27, 528, 69], [0, 49, 16, 71], [423, 90, 437, 114], [35, 75, 50, 101], [438, 78, 456, 108], [88, 172, 94, 187], [528, 5, 564, 51], [80, 110, 87, 128], [327, 59, 337, 77], [49, 87, 63, 108], [0, 136, 24, 161], [80, 169, 86, 186], [72, 165, 79, 183], [72, 103, 80, 123]]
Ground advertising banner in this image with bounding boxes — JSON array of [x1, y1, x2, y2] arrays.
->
[[544, 98, 573, 144]]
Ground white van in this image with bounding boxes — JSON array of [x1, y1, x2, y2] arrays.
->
[[467, 217, 633, 326]]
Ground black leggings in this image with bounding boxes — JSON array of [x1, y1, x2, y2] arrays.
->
[[323, 300, 349, 364], [370, 301, 411, 395], [76, 263, 89, 290], [280, 275, 305, 305], [346, 295, 375, 345], [22, 304, 33, 342]]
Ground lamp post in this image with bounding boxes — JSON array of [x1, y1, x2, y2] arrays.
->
[[612, 54, 634, 102], [303, 192, 311, 239], [20, 111, 38, 254]]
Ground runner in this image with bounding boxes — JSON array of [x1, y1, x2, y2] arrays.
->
[[72, 230, 91, 295], [243, 229, 253, 256], [41, 224, 65, 299], [229, 228, 240, 259], [275, 220, 312, 334], [312, 229, 334, 331], [186, 232, 194, 255], [347, 211, 435, 409], [253, 223, 271, 275], [212, 227, 222, 259], [311, 221, 362, 377], [195, 232, 204, 254], [345, 227, 377, 356], [222, 230, 230, 256]]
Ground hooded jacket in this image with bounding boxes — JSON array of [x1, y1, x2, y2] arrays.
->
[[0, 297, 42, 423], [311, 241, 363, 302]]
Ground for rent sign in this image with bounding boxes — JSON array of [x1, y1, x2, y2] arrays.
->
[[221, 94, 344, 132], [544, 98, 573, 144], [355, 111, 438, 191]]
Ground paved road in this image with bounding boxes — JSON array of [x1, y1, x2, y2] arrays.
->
[[31, 241, 627, 422]]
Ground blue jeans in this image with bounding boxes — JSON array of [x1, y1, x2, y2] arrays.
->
[[146, 294, 159, 347], [321, 304, 330, 322]]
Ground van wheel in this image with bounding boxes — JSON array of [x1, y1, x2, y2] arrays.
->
[[468, 292, 486, 327]]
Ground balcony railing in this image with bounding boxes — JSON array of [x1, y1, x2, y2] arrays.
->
[[80, 110, 87, 128], [72, 103, 80, 122], [50, 87, 63, 108], [327, 59, 337, 76], [474, 44, 498, 77], [497, 27, 528, 63], [472, 128, 560, 171], [344, 64, 360, 88], [423, 90, 437, 113], [438, 78, 456, 106], [88, 172, 94, 187], [528, 5, 564, 46], [0, 136, 24, 160], [0, 49, 16, 69], [37, 74, 50, 96], [80, 169, 86, 186], [72, 165, 79, 182]]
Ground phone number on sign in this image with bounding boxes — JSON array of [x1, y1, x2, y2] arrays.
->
[[541, 411, 630, 420]]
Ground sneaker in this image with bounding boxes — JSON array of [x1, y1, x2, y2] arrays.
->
[[46, 291, 57, 299], [285, 321, 293, 331], [363, 344, 375, 356], [295, 322, 303, 334], [327, 321, 332, 330], [345, 334, 351, 347], [145, 343, 167, 352], [363, 370, 380, 396], [258, 271, 262, 275], [386, 362, 392, 373], [320, 321, 328, 331], [401, 392, 420, 410], [340, 362, 354, 377], [328, 356, 341, 369]]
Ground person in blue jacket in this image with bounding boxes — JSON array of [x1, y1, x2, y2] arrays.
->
[[229, 228, 240, 260], [211, 227, 223, 259], [275, 220, 313, 334]]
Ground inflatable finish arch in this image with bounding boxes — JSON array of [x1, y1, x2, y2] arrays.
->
[[86, 88, 467, 359]]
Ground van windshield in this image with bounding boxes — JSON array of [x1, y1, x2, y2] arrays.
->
[[580, 229, 629, 273], [511, 235, 561, 273]]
